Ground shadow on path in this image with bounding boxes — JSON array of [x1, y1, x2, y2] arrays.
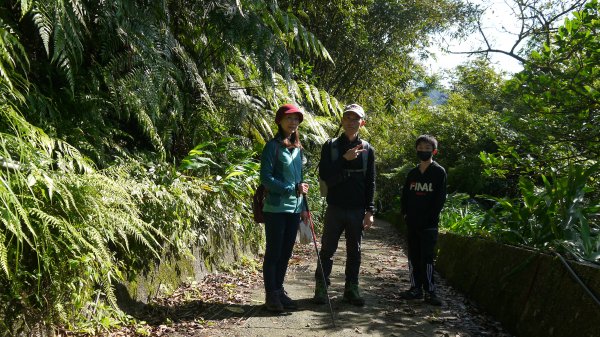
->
[[208, 219, 512, 337], [116, 219, 511, 337]]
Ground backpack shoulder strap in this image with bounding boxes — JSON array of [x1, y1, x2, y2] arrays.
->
[[330, 136, 340, 162], [360, 140, 369, 173], [267, 138, 281, 177]]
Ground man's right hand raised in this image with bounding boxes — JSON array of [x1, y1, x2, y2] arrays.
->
[[343, 144, 367, 161]]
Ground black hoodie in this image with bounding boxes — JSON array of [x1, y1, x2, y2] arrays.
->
[[401, 161, 447, 228]]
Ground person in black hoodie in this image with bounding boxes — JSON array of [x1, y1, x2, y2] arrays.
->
[[399, 134, 447, 306], [313, 103, 376, 307]]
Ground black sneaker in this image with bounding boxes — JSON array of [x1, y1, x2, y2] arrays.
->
[[424, 291, 442, 306], [399, 287, 423, 300]]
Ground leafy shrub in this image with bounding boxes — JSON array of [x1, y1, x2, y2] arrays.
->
[[480, 164, 600, 263], [439, 193, 486, 237], [0, 106, 161, 333], [441, 164, 600, 265], [178, 137, 265, 263], [0, 109, 265, 333]]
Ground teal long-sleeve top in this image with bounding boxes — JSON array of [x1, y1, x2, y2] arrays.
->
[[260, 137, 306, 213]]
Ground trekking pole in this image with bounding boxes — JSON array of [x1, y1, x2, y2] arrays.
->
[[303, 193, 336, 328]]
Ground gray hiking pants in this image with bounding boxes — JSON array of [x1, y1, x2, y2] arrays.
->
[[315, 205, 364, 284]]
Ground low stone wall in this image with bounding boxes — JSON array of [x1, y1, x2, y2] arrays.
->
[[115, 234, 258, 314], [436, 232, 600, 337], [116, 246, 208, 307]]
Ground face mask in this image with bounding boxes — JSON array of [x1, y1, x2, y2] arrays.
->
[[417, 151, 433, 161]]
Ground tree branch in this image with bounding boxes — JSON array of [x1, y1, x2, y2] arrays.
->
[[448, 0, 587, 68]]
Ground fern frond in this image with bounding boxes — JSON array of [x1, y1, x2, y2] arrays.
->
[[67, 0, 87, 27], [171, 38, 215, 110], [85, 226, 111, 262], [29, 208, 62, 227], [259, 9, 282, 39], [29, 0, 89, 93], [19, 0, 33, 16], [54, 140, 94, 173], [0, 22, 29, 101], [300, 81, 313, 104], [0, 175, 35, 248], [311, 85, 323, 111], [31, 5, 52, 55], [0, 230, 8, 277], [320, 89, 331, 116], [275, 10, 330, 62], [103, 271, 118, 308], [138, 109, 166, 159]]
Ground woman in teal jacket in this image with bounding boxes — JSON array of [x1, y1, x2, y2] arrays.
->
[[260, 103, 309, 312]]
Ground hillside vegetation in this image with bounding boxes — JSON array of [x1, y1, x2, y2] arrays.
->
[[0, 0, 597, 334]]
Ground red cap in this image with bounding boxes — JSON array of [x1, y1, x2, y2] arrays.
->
[[275, 104, 303, 123]]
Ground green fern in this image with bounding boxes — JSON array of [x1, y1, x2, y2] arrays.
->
[[0, 229, 8, 277], [0, 21, 29, 102], [0, 0, 353, 332], [28, 1, 88, 93], [0, 103, 170, 330]]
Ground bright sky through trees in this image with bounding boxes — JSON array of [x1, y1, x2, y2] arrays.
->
[[425, 0, 525, 76]]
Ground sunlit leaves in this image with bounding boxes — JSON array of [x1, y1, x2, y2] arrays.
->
[[0, 104, 165, 330], [281, 0, 472, 101], [506, 0, 600, 164], [479, 164, 600, 263], [0, 21, 28, 102]]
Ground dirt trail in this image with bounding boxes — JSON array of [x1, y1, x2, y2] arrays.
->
[[183, 219, 512, 337]]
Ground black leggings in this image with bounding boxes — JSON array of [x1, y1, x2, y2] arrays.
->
[[263, 212, 300, 292]]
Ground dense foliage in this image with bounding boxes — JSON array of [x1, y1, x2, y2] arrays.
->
[[0, 0, 472, 333], [1, 0, 599, 334], [278, 0, 474, 103], [0, 0, 340, 333], [437, 1, 600, 265]]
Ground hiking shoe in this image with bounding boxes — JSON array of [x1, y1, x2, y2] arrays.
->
[[343, 282, 365, 306], [313, 280, 327, 304], [265, 291, 284, 312], [399, 287, 423, 300], [424, 291, 442, 306], [278, 289, 298, 310]]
